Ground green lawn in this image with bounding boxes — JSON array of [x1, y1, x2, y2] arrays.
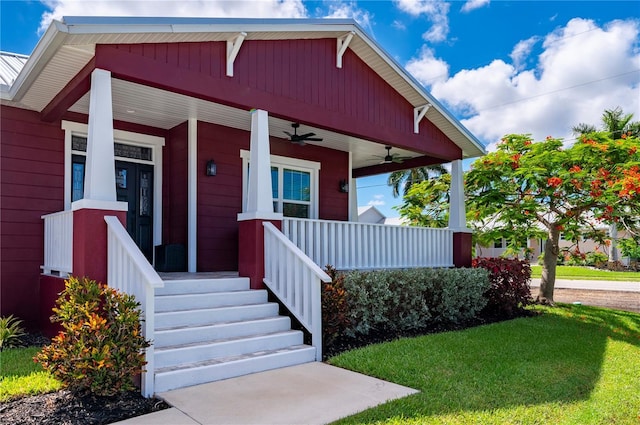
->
[[0, 346, 61, 402], [329, 305, 640, 424], [531, 265, 640, 281]]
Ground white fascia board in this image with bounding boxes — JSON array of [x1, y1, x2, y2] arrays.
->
[[62, 16, 359, 36], [10, 20, 69, 102]]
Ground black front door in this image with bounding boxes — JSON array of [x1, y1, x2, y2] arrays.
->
[[71, 155, 154, 262], [115, 161, 154, 262]]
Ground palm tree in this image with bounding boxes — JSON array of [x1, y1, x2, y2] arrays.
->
[[572, 107, 639, 262], [572, 107, 639, 138], [387, 164, 448, 198]]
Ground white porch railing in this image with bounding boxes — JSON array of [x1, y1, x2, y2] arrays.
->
[[263, 221, 331, 361], [283, 218, 454, 270], [105, 216, 164, 397], [41, 210, 74, 276]]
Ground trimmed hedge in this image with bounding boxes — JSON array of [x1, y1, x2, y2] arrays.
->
[[323, 267, 490, 339]]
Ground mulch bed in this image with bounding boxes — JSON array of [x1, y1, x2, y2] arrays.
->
[[1, 333, 169, 425], [0, 390, 169, 425]]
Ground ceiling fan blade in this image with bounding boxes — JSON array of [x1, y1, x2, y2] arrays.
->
[[304, 137, 323, 141], [299, 132, 316, 139], [283, 131, 293, 138], [392, 158, 404, 163]]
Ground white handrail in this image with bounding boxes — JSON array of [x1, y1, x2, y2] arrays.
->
[[283, 218, 454, 270], [41, 210, 73, 276], [263, 221, 330, 361], [104, 216, 164, 397]]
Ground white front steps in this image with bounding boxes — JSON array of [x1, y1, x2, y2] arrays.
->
[[153, 276, 316, 393]]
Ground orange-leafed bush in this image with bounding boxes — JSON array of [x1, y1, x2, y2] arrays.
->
[[35, 277, 150, 396]]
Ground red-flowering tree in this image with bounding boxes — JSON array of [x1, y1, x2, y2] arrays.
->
[[466, 132, 640, 304]]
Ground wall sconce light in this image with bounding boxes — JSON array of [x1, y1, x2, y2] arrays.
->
[[205, 160, 217, 176], [339, 179, 349, 193]]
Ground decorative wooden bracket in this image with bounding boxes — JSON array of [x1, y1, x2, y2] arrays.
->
[[414, 104, 431, 134], [336, 31, 355, 68], [226, 32, 247, 77]]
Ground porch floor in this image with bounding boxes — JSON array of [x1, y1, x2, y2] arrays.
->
[[157, 271, 240, 280]]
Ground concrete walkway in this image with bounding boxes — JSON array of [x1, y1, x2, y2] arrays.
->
[[114, 362, 418, 425], [530, 278, 639, 292]]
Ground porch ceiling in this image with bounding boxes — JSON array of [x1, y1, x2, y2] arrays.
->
[[68, 78, 420, 170]]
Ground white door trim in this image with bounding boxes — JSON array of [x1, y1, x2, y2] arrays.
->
[[61, 120, 166, 251]]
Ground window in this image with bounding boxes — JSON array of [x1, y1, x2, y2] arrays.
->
[[494, 239, 504, 249], [241, 151, 319, 219]]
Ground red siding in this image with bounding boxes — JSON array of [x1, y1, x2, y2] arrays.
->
[[0, 106, 65, 329], [197, 122, 245, 271], [95, 40, 462, 161], [163, 123, 188, 247]]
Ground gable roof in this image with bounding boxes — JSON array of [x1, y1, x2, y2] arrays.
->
[[1, 16, 485, 159]]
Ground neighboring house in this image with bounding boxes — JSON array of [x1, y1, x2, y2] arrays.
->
[[477, 228, 633, 262], [357, 205, 405, 225], [0, 17, 485, 395]]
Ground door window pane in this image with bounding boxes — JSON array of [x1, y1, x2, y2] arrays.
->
[[140, 171, 151, 217], [116, 168, 127, 189], [72, 162, 84, 202]]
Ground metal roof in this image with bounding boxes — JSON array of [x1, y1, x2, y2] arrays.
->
[[2, 16, 486, 159], [0, 51, 28, 89]]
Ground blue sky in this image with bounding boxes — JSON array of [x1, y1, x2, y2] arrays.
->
[[2, 0, 639, 217]]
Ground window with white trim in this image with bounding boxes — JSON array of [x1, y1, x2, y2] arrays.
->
[[241, 150, 320, 219]]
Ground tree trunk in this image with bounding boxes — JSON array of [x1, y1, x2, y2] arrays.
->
[[608, 224, 618, 262], [537, 225, 560, 305]]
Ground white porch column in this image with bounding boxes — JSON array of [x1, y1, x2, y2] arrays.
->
[[349, 178, 358, 222], [238, 109, 282, 221], [237, 109, 281, 290], [187, 118, 198, 272], [448, 159, 470, 231], [448, 159, 472, 267], [83, 69, 117, 203]]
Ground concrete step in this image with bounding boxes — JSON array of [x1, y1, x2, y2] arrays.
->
[[155, 303, 279, 329], [154, 316, 292, 348], [154, 345, 317, 393], [155, 290, 268, 312], [156, 277, 250, 296], [154, 330, 305, 369]]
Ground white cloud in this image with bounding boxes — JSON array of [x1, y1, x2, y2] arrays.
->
[[392, 20, 406, 31], [323, 1, 374, 34], [393, 0, 450, 43], [461, 0, 490, 13], [509, 36, 539, 70], [413, 18, 640, 149], [406, 46, 450, 87], [368, 194, 385, 206], [39, 0, 308, 34]]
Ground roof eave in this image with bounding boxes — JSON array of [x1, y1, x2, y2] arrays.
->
[[10, 20, 69, 102]]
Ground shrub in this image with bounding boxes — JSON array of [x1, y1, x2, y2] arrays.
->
[[473, 257, 533, 318], [340, 268, 490, 337], [618, 238, 640, 260], [322, 266, 351, 345], [585, 251, 608, 267], [35, 277, 150, 396], [0, 315, 26, 351]]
